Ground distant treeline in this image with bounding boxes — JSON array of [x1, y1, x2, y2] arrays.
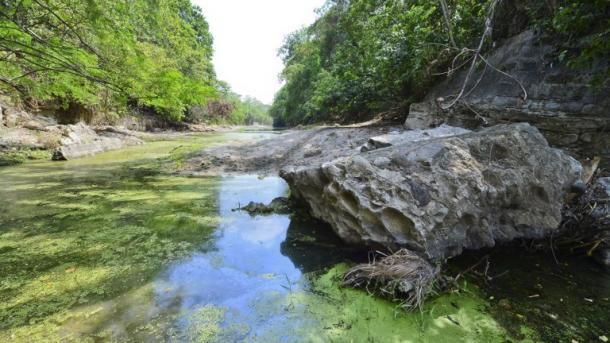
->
[[0, 0, 271, 125], [270, 0, 609, 127]]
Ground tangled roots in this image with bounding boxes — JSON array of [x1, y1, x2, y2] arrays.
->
[[342, 249, 439, 310]]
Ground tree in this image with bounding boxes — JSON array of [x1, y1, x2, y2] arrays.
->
[[0, 0, 218, 120]]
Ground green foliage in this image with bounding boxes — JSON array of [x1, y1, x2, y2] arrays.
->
[[0, 0, 217, 120], [271, 0, 610, 127], [271, 0, 491, 127], [550, 0, 610, 81], [186, 82, 272, 126]]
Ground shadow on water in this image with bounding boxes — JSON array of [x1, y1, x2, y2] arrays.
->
[[448, 245, 610, 342]]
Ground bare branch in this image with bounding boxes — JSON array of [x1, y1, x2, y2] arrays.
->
[[439, 0, 457, 48], [439, 0, 500, 110]]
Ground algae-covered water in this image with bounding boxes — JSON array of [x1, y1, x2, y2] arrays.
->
[[1, 132, 608, 342]]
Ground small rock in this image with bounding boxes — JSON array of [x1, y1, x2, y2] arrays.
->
[[23, 120, 44, 130], [303, 148, 322, 158], [595, 178, 610, 198], [235, 197, 292, 216], [570, 180, 587, 195]]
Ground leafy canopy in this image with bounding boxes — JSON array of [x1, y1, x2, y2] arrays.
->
[[271, 0, 609, 127], [0, 0, 217, 120]]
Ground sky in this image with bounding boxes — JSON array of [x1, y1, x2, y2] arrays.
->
[[195, 0, 326, 104]]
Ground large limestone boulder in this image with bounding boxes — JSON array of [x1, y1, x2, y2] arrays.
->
[[281, 123, 582, 261], [360, 125, 470, 152]]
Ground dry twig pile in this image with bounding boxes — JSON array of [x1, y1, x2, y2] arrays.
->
[[343, 249, 439, 310]]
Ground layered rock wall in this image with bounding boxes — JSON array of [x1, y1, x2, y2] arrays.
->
[[406, 30, 610, 167], [0, 99, 142, 160]]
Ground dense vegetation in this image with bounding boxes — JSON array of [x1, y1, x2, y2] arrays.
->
[[270, 0, 610, 127], [0, 0, 270, 125], [186, 83, 272, 125]]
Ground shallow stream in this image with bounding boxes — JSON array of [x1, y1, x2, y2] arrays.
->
[[0, 131, 608, 342]]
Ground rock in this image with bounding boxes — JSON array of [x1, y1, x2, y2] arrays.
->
[[3, 108, 29, 128], [184, 126, 400, 176], [595, 177, 610, 198], [360, 125, 470, 152], [570, 180, 587, 195], [53, 137, 124, 160], [0, 127, 56, 150], [52, 122, 142, 160], [184, 125, 470, 177], [23, 120, 44, 131], [280, 123, 582, 261], [588, 177, 610, 225], [405, 29, 610, 168], [0, 101, 143, 161], [235, 197, 292, 215]]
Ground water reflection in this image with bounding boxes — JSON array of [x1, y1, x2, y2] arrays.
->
[[155, 176, 301, 331], [4, 131, 603, 342]]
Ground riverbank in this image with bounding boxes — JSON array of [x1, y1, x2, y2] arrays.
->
[[0, 101, 272, 166], [0, 130, 607, 342], [182, 121, 609, 330]]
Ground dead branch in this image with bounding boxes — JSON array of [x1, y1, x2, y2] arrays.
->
[[438, 0, 500, 110], [343, 249, 439, 310], [436, 0, 528, 111]]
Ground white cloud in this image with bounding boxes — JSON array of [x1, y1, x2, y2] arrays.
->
[[194, 0, 326, 104]]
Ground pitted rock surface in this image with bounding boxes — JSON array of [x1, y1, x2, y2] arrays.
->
[[281, 123, 582, 260]]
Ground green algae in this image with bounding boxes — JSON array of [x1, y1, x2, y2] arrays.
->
[[246, 264, 532, 343], [0, 148, 51, 166], [1, 130, 607, 343], [0, 134, 228, 342], [183, 305, 227, 342], [448, 249, 610, 343]]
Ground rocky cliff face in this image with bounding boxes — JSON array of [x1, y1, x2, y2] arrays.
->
[[406, 30, 610, 167], [0, 99, 143, 161], [281, 123, 581, 261]]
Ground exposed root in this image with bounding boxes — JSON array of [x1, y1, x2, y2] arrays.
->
[[342, 249, 439, 310], [545, 162, 609, 261]]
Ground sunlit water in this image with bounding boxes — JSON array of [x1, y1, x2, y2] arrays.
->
[[0, 131, 608, 342]]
